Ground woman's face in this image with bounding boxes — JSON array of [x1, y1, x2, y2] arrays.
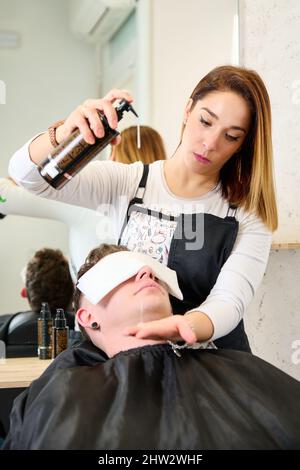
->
[[180, 90, 252, 177]]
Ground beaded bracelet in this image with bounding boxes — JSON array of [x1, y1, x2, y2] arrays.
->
[[48, 119, 65, 147]]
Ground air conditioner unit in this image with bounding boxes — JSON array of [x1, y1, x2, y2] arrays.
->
[[69, 0, 135, 44]]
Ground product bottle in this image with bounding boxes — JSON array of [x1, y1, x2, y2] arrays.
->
[[52, 308, 69, 358], [38, 99, 138, 190], [37, 302, 53, 359]]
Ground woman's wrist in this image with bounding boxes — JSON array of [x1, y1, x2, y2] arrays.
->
[[28, 132, 53, 165], [184, 311, 214, 342], [48, 120, 65, 147], [55, 123, 67, 145]]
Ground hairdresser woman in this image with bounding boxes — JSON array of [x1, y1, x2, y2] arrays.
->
[[8, 66, 277, 352]]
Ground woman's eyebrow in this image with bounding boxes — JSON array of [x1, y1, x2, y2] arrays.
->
[[201, 107, 219, 119], [200, 107, 246, 133]]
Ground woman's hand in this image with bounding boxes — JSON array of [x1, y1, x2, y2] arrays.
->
[[56, 89, 134, 145], [29, 89, 133, 165], [123, 315, 197, 344]]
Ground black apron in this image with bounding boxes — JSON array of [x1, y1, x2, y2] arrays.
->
[[118, 165, 251, 352]]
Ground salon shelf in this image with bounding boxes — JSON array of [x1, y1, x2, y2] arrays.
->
[[0, 357, 52, 389], [271, 243, 300, 250]]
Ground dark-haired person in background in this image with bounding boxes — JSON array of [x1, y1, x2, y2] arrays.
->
[[0, 248, 76, 357]]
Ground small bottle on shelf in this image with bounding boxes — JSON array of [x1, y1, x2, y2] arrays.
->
[[52, 308, 69, 358], [37, 302, 53, 359]]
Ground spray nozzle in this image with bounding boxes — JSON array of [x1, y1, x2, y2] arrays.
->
[[40, 302, 51, 320], [54, 308, 67, 328], [116, 99, 139, 119], [115, 99, 141, 149]]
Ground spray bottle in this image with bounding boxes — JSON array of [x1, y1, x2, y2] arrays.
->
[[38, 99, 138, 190], [37, 302, 53, 359]]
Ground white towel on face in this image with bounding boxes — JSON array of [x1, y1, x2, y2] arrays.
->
[[77, 251, 183, 305]]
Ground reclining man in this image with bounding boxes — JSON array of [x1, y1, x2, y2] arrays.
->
[[3, 244, 300, 450]]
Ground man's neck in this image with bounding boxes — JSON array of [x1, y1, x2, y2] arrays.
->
[[98, 334, 167, 358]]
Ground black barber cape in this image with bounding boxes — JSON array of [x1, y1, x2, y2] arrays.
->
[[3, 342, 300, 450]]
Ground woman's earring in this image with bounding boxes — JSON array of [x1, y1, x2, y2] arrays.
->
[[91, 322, 100, 330]]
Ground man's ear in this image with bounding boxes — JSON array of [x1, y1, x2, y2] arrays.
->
[[76, 307, 92, 329], [20, 287, 27, 298]]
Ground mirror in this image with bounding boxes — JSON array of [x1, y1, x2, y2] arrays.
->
[[0, 0, 239, 318]]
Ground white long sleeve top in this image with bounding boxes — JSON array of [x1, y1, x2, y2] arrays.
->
[[0, 177, 114, 278], [8, 137, 272, 341]]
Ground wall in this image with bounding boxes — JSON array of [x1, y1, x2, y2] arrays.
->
[[245, 250, 300, 380], [151, 0, 238, 156], [240, 0, 300, 380], [90, 0, 238, 155], [240, 0, 300, 244], [0, 0, 97, 314]]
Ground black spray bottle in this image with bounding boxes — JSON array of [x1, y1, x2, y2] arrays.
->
[[37, 302, 53, 359], [52, 308, 69, 358], [38, 99, 138, 190]]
